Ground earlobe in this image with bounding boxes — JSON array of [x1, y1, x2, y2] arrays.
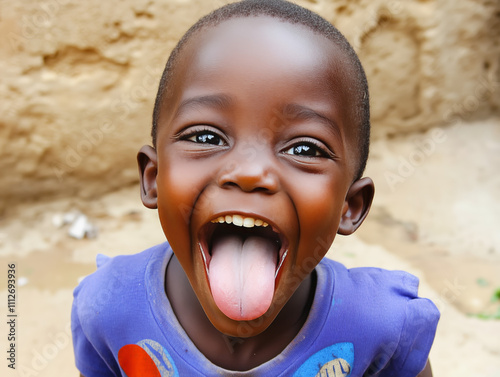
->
[[337, 177, 375, 235], [137, 145, 159, 209]]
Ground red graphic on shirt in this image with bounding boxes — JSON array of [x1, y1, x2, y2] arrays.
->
[[118, 344, 161, 377]]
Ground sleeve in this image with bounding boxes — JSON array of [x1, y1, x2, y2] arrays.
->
[[71, 284, 117, 377], [383, 296, 440, 377]]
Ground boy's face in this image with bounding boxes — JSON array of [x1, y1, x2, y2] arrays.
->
[[140, 17, 373, 337]]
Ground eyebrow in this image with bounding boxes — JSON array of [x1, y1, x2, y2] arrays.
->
[[281, 103, 343, 140], [174, 93, 233, 119]]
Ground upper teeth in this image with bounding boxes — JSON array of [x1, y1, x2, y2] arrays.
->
[[211, 214, 268, 228]]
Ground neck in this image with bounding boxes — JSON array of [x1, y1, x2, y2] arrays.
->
[[165, 255, 316, 371]]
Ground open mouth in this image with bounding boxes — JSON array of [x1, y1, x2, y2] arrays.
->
[[198, 214, 288, 321]]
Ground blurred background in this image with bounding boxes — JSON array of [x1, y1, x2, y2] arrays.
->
[[1, 0, 499, 376]]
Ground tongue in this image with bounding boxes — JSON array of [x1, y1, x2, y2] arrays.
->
[[209, 234, 278, 321]]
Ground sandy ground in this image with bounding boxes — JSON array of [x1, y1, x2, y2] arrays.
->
[[1, 118, 499, 376]]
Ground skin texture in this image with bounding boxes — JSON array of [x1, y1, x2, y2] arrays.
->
[[135, 16, 431, 374]]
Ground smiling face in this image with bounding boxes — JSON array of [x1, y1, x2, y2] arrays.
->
[[139, 17, 374, 337]]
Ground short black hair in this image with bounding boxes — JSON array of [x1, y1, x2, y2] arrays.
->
[[152, 0, 370, 179]]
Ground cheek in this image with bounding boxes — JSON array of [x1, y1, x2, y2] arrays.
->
[[293, 177, 347, 265], [157, 167, 190, 227], [156, 158, 209, 251]]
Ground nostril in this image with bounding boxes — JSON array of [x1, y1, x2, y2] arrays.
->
[[217, 159, 280, 193], [221, 182, 239, 189], [220, 180, 277, 194]]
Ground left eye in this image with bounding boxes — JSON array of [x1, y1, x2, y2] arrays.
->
[[284, 143, 324, 157], [187, 132, 224, 146]]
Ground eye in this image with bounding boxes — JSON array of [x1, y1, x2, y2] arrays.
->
[[284, 142, 328, 158], [184, 129, 225, 146]]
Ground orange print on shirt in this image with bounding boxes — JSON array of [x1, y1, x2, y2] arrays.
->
[[118, 344, 161, 377]]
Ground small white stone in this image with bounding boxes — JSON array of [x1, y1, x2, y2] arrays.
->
[[68, 214, 98, 239], [68, 214, 89, 239]]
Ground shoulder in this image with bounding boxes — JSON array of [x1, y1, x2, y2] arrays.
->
[[320, 257, 422, 304], [318, 258, 440, 376], [323, 257, 440, 329], [75, 243, 169, 291], [72, 243, 171, 323]]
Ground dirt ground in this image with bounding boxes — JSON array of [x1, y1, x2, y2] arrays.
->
[[1, 118, 499, 376]]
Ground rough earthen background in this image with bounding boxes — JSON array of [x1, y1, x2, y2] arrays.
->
[[1, 1, 500, 376]]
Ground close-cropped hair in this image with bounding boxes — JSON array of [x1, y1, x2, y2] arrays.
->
[[152, 0, 370, 179]]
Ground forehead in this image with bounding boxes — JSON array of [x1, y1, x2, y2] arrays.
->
[[170, 16, 358, 101], [180, 17, 354, 83], [189, 18, 332, 74]]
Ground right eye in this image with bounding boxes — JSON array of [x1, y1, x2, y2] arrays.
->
[[284, 143, 324, 157], [184, 130, 225, 146]]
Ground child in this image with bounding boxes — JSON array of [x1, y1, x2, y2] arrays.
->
[[72, 1, 439, 376]]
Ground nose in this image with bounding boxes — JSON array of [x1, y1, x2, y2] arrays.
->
[[217, 149, 280, 194]]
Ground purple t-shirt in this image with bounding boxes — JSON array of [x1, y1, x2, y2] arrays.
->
[[72, 242, 439, 376]]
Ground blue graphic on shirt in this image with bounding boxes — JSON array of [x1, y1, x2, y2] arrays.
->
[[137, 339, 180, 377], [293, 342, 354, 377]]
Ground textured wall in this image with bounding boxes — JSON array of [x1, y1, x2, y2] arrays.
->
[[1, 0, 499, 209]]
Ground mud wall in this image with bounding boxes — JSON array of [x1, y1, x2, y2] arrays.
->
[[0, 0, 499, 209]]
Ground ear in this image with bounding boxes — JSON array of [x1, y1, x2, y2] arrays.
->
[[137, 145, 158, 209], [337, 177, 374, 235]]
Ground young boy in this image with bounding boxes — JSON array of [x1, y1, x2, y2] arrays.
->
[[72, 1, 439, 376]]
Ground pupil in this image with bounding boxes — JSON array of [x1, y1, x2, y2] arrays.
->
[[198, 133, 219, 145], [295, 145, 314, 156]]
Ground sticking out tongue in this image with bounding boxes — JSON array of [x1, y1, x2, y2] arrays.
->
[[209, 234, 278, 321]]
